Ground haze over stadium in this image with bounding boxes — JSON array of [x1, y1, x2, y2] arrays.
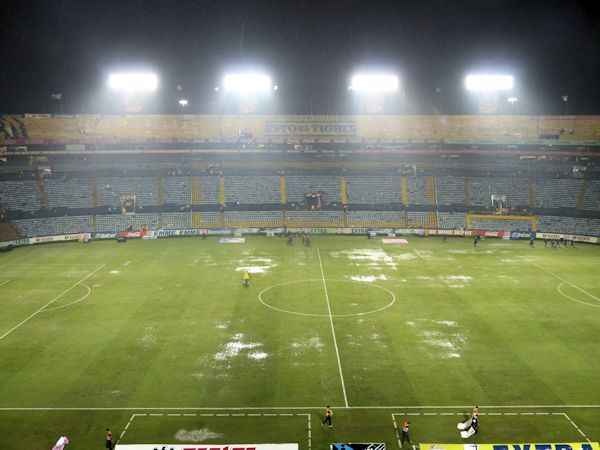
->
[[0, 1, 599, 450]]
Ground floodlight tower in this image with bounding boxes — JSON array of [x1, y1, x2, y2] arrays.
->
[[465, 74, 514, 114], [108, 72, 158, 113], [348, 73, 400, 114]]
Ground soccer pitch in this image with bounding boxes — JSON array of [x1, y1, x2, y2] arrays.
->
[[0, 235, 598, 449]]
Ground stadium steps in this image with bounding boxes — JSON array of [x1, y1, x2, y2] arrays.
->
[[191, 176, 201, 205], [280, 175, 286, 204], [425, 176, 437, 204], [464, 177, 470, 205], [576, 182, 587, 209], [427, 212, 438, 228], [528, 179, 535, 207], [36, 178, 51, 210], [401, 177, 409, 205], [340, 176, 348, 205], [191, 211, 203, 228], [157, 176, 164, 206], [91, 178, 99, 207], [0, 222, 20, 240], [219, 176, 225, 206], [92, 215, 97, 232]]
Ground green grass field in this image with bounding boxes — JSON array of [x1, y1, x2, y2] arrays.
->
[[0, 235, 598, 450]]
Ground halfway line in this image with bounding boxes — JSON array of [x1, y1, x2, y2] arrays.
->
[[317, 248, 349, 407], [0, 264, 105, 342]]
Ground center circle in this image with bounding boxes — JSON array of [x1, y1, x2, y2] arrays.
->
[[258, 279, 396, 317]]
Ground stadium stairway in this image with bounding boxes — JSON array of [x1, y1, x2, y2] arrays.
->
[[191, 176, 201, 205], [401, 176, 409, 205], [0, 222, 20, 240], [36, 178, 51, 210]]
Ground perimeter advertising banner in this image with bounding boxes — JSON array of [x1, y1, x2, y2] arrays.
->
[[115, 444, 299, 450], [420, 443, 599, 450]]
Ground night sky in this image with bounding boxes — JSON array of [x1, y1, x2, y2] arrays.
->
[[1, 0, 599, 115]]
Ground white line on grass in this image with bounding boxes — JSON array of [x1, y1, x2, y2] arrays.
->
[[0, 248, 36, 270], [116, 412, 312, 449], [391, 412, 592, 447], [317, 248, 349, 408], [0, 264, 105, 342], [41, 283, 91, 312], [562, 412, 592, 443], [0, 280, 10, 287], [2, 404, 600, 411], [535, 264, 600, 303], [557, 282, 600, 309]]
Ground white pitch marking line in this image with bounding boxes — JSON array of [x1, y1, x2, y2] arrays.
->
[[562, 413, 591, 443], [391, 414, 402, 450], [307, 414, 312, 450], [183, 413, 197, 417], [317, 248, 349, 408], [42, 283, 91, 312], [0, 280, 10, 287], [0, 264, 105, 342], [0, 248, 36, 269], [2, 404, 600, 411], [536, 264, 600, 303], [557, 282, 600, 309], [167, 413, 181, 416], [390, 411, 593, 447], [232, 413, 246, 416], [117, 413, 137, 445]]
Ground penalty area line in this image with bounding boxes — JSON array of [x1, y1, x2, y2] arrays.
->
[[117, 412, 312, 449], [391, 412, 592, 447]]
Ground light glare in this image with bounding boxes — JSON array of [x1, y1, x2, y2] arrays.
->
[[223, 73, 272, 92], [465, 74, 514, 91], [108, 73, 158, 91], [349, 74, 399, 92]]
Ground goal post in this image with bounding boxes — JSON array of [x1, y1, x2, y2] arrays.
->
[[466, 213, 537, 231]]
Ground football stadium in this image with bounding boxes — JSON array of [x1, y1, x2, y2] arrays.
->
[[2, 2, 600, 449], [1, 112, 599, 450]]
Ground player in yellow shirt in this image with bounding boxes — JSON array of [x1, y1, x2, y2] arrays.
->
[[321, 405, 333, 428], [242, 270, 250, 287]]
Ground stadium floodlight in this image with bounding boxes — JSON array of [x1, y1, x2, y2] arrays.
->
[[108, 73, 158, 91], [223, 73, 272, 92], [178, 99, 189, 107], [349, 74, 399, 92], [465, 74, 513, 91], [507, 96, 518, 105]]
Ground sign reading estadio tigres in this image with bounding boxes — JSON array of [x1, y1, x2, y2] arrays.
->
[[421, 444, 599, 450]]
